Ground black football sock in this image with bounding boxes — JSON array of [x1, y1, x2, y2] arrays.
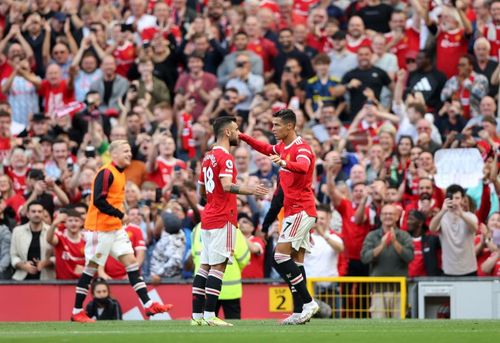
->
[[272, 256, 301, 313], [274, 253, 312, 304], [204, 269, 224, 315], [192, 268, 209, 316], [73, 266, 97, 311], [126, 263, 151, 307]]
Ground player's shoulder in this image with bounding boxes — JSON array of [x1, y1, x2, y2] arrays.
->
[[294, 137, 313, 151]]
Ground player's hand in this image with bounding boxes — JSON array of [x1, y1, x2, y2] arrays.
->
[[270, 154, 284, 167], [250, 184, 269, 196]]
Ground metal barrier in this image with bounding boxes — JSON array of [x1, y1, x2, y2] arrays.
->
[[307, 277, 407, 319]]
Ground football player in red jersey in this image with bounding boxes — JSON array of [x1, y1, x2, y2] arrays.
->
[[239, 109, 319, 324], [191, 116, 268, 326]]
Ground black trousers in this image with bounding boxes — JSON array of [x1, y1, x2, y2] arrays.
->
[[216, 299, 241, 319]]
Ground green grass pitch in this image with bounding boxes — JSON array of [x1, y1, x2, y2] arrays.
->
[[0, 320, 499, 343]]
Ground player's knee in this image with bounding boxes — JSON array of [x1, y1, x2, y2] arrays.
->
[[274, 252, 291, 264]]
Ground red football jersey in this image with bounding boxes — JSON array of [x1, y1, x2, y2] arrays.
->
[[5, 166, 27, 195], [346, 36, 372, 53], [408, 236, 426, 277], [54, 230, 85, 280], [112, 41, 136, 78], [483, 25, 500, 62], [198, 146, 238, 230], [242, 236, 266, 279], [105, 224, 146, 279], [247, 38, 278, 72], [146, 157, 186, 188], [436, 28, 468, 78], [336, 199, 371, 261], [274, 137, 316, 218], [38, 80, 75, 116], [385, 28, 420, 69]]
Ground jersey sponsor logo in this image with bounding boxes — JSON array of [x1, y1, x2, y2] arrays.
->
[[440, 39, 461, 48]]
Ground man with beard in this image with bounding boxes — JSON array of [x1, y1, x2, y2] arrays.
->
[[191, 116, 268, 326], [274, 28, 313, 84], [407, 210, 442, 277], [401, 177, 444, 230], [482, 0, 500, 62], [345, 16, 372, 53]]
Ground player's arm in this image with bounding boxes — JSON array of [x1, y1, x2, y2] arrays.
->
[[239, 133, 276, 156], [198, 183, 207, 199], [220, 176, 268, 196], [270, 151, 311, 174], [93, 169, 125, 219]]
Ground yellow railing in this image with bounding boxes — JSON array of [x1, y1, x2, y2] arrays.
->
[[306, 277, 407, 319]]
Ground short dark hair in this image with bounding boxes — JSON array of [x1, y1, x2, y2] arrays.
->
[[27, 200, 45, 211], [225, 87, 239, 95], [272, 109, 296, 126], [234, 31, 248, 38], [312, 53, 331, 65], [213, 116, 237, 138], [446, 184, 465, 197], [66, 209, 83, 218], [460, 54, 475, 66], [316, 204, 331, 214], [188, 52, 205, 62], [279, 28, 293, 35], [407, 103, 426, 116]]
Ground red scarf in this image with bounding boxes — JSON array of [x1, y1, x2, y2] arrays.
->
[[180, 112, 195, 158], [456, 74, 474, 120]]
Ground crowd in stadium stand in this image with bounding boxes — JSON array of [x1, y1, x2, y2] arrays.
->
[[0, 0, 499, 290]]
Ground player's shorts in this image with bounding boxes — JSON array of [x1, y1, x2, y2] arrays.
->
[[83, 229, 134, 266], [200, 223, 236, 266], [279, 210, 316, 252]]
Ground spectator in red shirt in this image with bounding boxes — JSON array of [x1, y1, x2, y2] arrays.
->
[[346, 16, 372, 53], [240, 213, 265, 279], [5, 148, 29, 195], [429, 3, 472, 79], [385, 10, 421, 69], [19, 63, 76, 117], [407, 210, 442, 277], [479, 213, 500, 275], [46, 209, 85, 280], [243, 16, 278, 78]]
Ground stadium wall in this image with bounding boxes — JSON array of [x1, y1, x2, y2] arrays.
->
[[0, 282, 289, 321]]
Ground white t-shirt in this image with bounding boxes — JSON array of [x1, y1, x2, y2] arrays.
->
[[304, 230, 343, 287], [439, 211, 477, 275]]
